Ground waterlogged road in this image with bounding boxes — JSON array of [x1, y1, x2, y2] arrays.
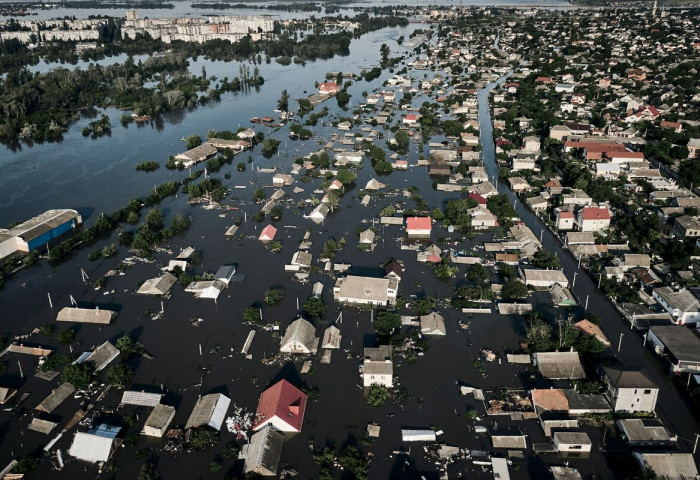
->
[[478, 75, 700, 453]]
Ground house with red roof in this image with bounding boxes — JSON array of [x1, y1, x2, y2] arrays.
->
[[403, 114, 419, 125], [468, 193, 487, 205], [577, 206, 611, 232], [318, 82, 339, 95], [258, 224, 277, 242], [406, 216, 431, 239], [556, 210, 575, 231], [660, 121, 682, 134], [252, 380, 307, 433]]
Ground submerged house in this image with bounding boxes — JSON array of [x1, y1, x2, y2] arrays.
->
[[252, 379, 307, 433], [185, 393, 231, 431], [279, 318, 319, 355], [239, 425, 285, 476], [69, 424, 122, 463]]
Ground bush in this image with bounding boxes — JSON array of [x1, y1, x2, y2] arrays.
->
[[62, 363, 93, 389], [57, 328, 76, 345], [264, 288, 285, 305], [189, 428, 219, 450], [302, 296, 326, 319], [367, 385, 390, 406]]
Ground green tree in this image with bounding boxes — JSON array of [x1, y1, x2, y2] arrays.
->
[[106, 363, 133, 388], [264, 288, 285, 305], [303, 296, 326, 319], [116, 336, 135, 354], [243, 306, 263, 324], [145, 209, 164, 230], [414, 297, 435, 315], [189, 427, 219, 450], [502, 279, 528, 301], [278, 89, 290, 111], [336, 168, 357, 184], [467, 263, 487, 282], [62, 363, 93, 389], [366, 385, 390, 407], [185, 134, 202, 150], [532, 250, 559, 269], [525, 312, 554, 352], [374, 311, 400, 337], [57, 328, 76, 345], [253, 188, 266, 202]]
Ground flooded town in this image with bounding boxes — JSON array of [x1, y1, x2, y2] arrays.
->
[[0, 2, 700, 480]]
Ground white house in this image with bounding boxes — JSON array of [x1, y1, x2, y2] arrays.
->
[[279, 318, 319, 354], [406, 216, 431, 239], [142, 404, 176, 438], [652, 287, 700, 325], [522, 269, 569, 288], [363, 345, 393, 388], [69, 425, 121, 463], [577, 206, 611, 232], [553, 432, 592, 453], [334, 275, 398, 307], [602, 366, 658, 414], [556, 211, 575, 231]]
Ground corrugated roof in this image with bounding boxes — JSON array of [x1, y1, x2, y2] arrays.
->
[[28, 418, 57, 435], [84, 341, 119, 372], [7, 209, 80, 242], [35, 382, 75, 413], [144, 404, 175, 431], [534, 352, 585, 379], [69, 431, 115, 463], [649, 325, 700, 362], [280, 318, 317, 354], [185, 393, 230, 430], [241, 425, 284, 476], [121, 390, 163, 407]]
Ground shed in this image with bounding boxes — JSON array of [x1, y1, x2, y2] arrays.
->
[[553, 432, 592, 453], [401, 429, 437, 442], [533, 351, 585, 379], [214, 265, 237, 285], [137, 272, 177, 296], [120, 390, 163, 407], [28, 418, 57, 435], [56, 307, 116, 325], [185, 393, 231, 431], [0, 386, 17, 405], [239, 425, 284, 477], [490, 426, 527, 449], [492, 457, 511, 480], [617, 419, 676, 448], [35, 382, 75, 413], [143, 404, 176, 438]]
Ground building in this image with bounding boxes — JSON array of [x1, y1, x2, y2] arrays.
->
[[137, 272, 177, 296], [321, 325, 342, 349], [214, 265, 237, 285], [362, 345, 393, 388], [687, 138, 700, 159], [0, 209, 82, 260], [307, 204, 330, 224], [577, 206, 611, 232], [553, 432, 592, 453], [556, 211, 575, 231], [522, 269, 569, 288], [334, 275, 398, 307], [359, 229, 375, 244], [252, 379, 307, 433], [239, 425, 285, 476], [652, 287, 700, 325], [533, 351, 585, 379], [279, 318, 319, 355], [143, 404, 176, 437], [174, 143, 217, 168], [550, 466, 583, 480], [490, 426, 527, 449], [647, 325, 700, 374], [319, 82, 339, 94], [406, 216, 432, 239], [184, 280, 226, 300], [121, 390, 163, 407], [673, 215, 700, 239], [601, 366, 658, 413], [56, 307, 116, 325], [616, 419, 676, 448], [185, 393, 231, 430], [633, 452, 699, 480], [69, 425, 121, 463], [35, 382, 75, 413], [258, 224, 277, 242], [420, 312, 446, 336], [75, 341, 119, 372], [574, 320, 611, 347]]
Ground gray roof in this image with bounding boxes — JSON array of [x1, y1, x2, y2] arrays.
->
[[365, 345, 391, 362], [137, 272, 177, 296], [649, 325, 700, 363], [563, 390, 611, 413], [653, 287, 700, 313], [0, 386, 16, 404], [634, 452, 699, 480], [321, 325, 341, 349], [617, 419, 673, 443], [35, 382, 75, 413], [533, 351, 585, 379], [185, 393, 230, 430], [121, 390, 163, 407], [554, 431, 592, 445], [214, 265, 237, 283], [523, 269, 568, 284], [56, 307, 116, 325], [84, 341, 119, 372], [335, 275, 391, 305], [28, 418, 57, 435], [420, 312, 446, 335], [280, 318, 317, 353], [550, 466, 583, 480], [240, 425, 284, 476], [602, 366, 656, 389], [144, 404, 176, 432], [5, 209, 80, 243]]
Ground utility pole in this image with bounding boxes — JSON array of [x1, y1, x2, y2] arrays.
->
[[584, 295, 589, 311], [694, 433, 700, 454], [618, 332, 624, 352], [573, 272, 578, 289]]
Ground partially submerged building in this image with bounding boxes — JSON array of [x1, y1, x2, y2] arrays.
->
[[239, 425, 285, 476], [252, 380, 307, 433], [143, 404, 176, 438], [137, 272, 177, 296], [69, 424, 122, 463], [56, 307, 117, 325], [185, 393, 231, 431], [362, 345, 393, 388], [279, 318, 318, 355], [0, 209, 82, 260]]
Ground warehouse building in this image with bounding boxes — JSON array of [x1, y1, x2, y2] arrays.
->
[[0, 209, 82, 260]]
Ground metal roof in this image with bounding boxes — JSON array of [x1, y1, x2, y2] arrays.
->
[[28, 418, 57, 435], [6, 209, 80, 242], [56, 307, 116, 325], [185, 393, 230, 431], [121, 390, 163, 407], [241, 425, 284, 476], [649, 325, 700, 363], [533, 352, 585, 379], [69, 431, 115, 463]]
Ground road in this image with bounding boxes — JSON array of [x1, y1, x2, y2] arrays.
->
[[477, 76, 700, 454]]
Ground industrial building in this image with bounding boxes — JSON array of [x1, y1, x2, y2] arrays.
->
[[0, 209, 81, 260]]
